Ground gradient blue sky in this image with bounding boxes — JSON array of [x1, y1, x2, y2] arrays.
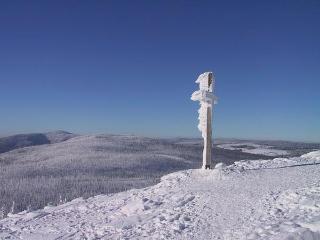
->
[[0, 0, 319, 141]]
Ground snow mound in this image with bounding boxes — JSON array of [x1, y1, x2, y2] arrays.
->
[[1, 151, 320, 239], [251, 185, 320, 240]]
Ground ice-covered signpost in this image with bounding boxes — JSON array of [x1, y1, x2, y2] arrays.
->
[[191, 72, 217, 169]]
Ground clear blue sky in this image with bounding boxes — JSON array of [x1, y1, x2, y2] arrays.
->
[[0, 0, 319, 142]]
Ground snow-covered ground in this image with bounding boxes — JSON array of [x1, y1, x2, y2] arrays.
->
[[230, 150, 320, 170], [3, 134, 285, 216], [1, 151, 320, 239], [217, 143, 289, 156]]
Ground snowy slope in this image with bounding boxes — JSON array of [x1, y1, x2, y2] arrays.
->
[[217, 143, 289, 156], [1, 151, 320, 240], [44, 130, 77, 144]]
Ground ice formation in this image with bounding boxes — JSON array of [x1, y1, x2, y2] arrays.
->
[[191, 72, 217, 138]]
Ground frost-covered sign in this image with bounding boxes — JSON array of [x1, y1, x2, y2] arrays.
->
[[191, 72, 217, 169]]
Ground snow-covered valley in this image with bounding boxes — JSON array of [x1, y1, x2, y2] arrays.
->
[[1, 150, 320, 239]]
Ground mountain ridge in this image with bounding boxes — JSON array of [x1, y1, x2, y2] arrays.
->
[[0, 130, 76, 154]]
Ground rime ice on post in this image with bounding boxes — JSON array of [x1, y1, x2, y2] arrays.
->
[[191, 72, 217, 169]]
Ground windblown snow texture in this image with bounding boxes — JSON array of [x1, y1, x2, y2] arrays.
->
[[1, 151, 320, 239]]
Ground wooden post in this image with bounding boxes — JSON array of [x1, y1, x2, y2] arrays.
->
[[203, 105, 212, 169], [203, 73, 213, 169], [191, 72, 216, 170]]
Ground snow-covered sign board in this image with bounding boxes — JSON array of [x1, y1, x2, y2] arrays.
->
[[191, 72, 217, 169]]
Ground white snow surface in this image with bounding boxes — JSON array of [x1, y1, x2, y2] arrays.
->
[[1, 151, 320, 240], [217, 143, 289, 156], [230, 150, 320, 170]]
